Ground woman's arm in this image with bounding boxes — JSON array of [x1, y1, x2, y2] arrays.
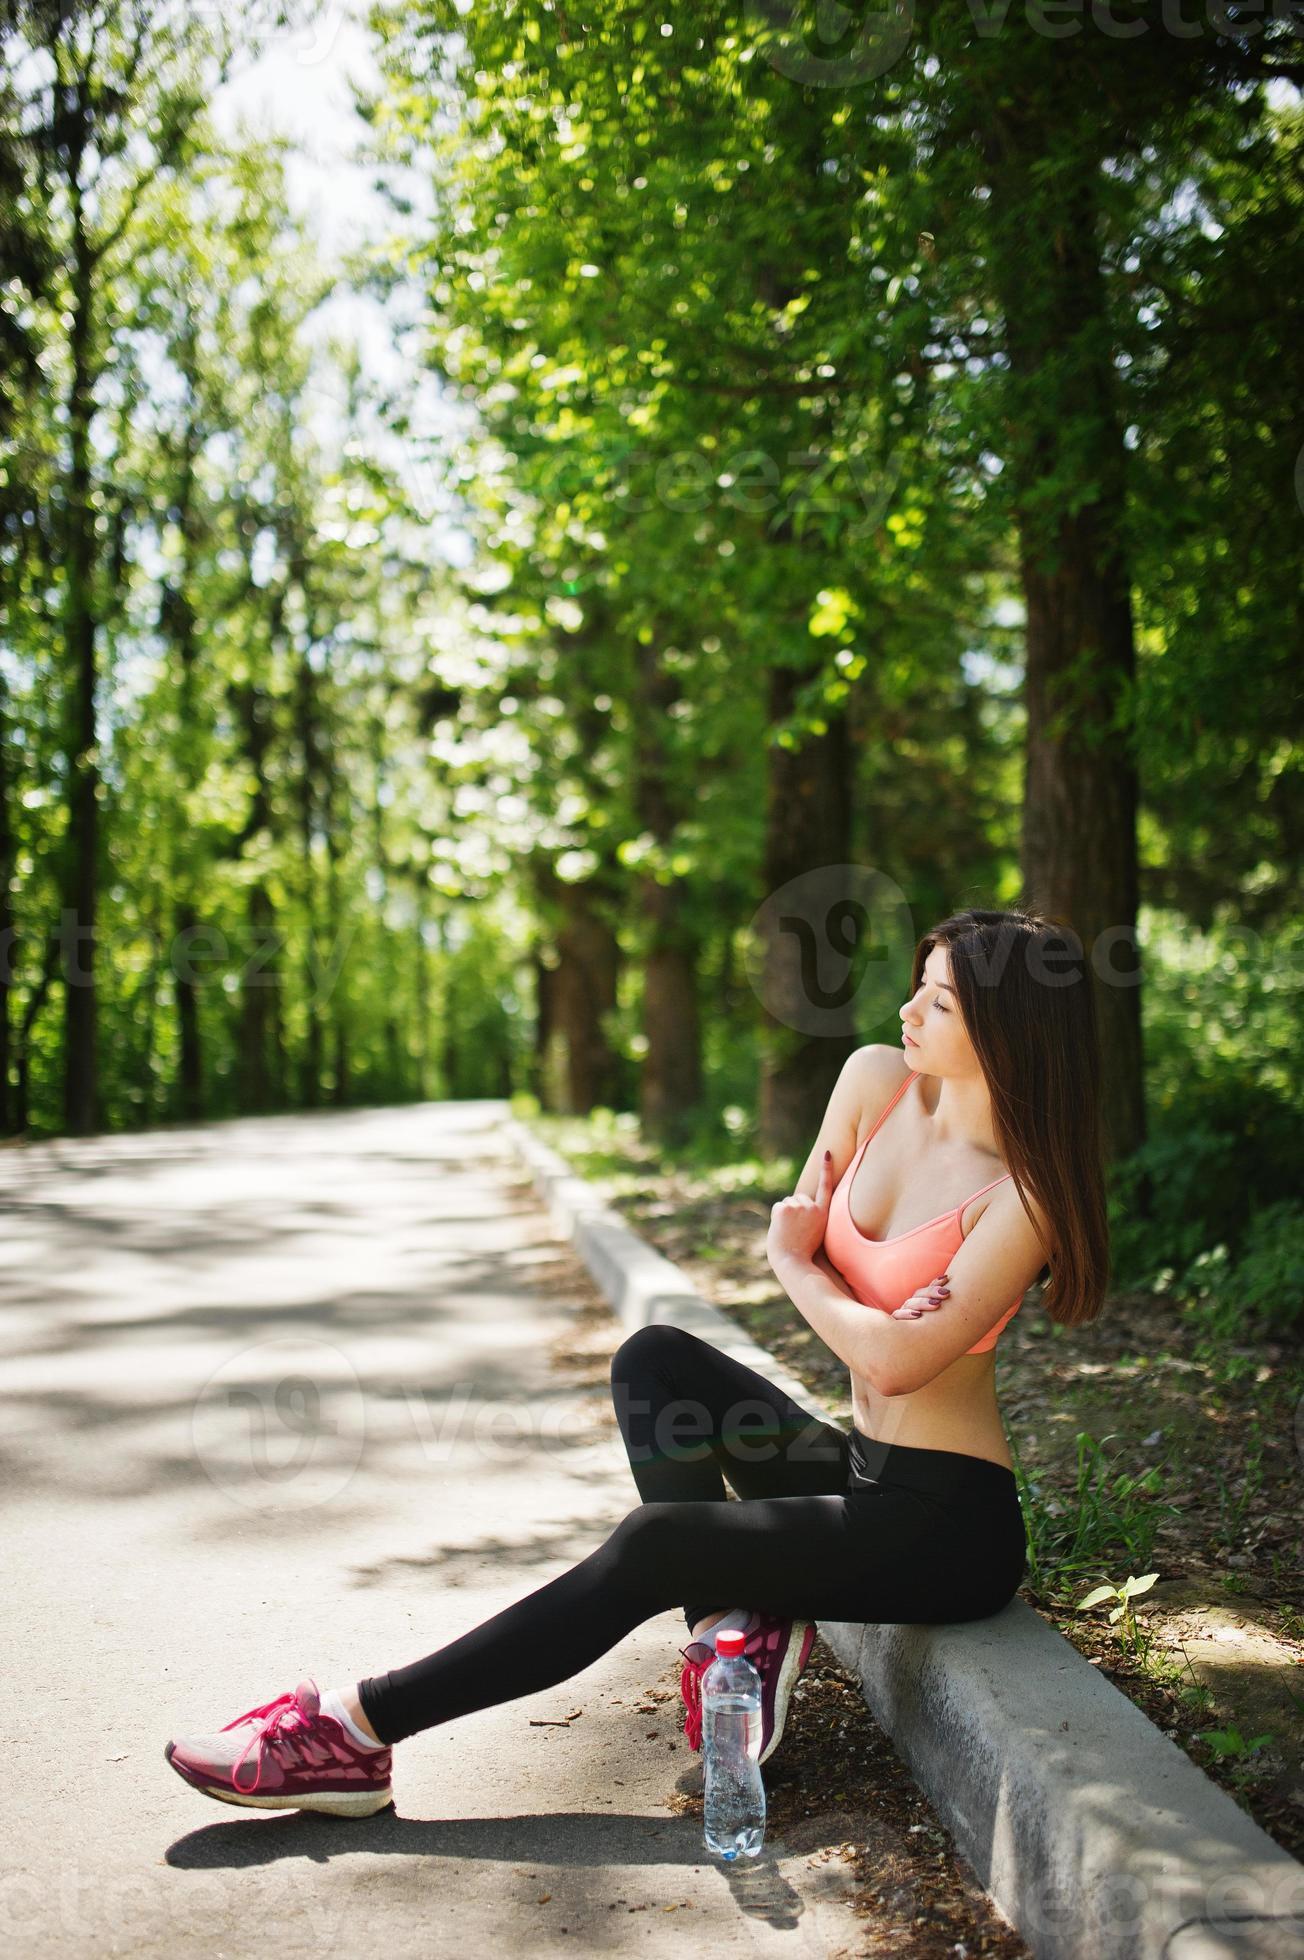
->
[[810, 1245, 952, 1328], [810, 1246, 860, 1297], [770, 1250, 905, 1394]]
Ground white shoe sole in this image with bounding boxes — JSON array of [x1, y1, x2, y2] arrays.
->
[[759, 1620, 814, 1766], [195, 1780, 394, 1817]]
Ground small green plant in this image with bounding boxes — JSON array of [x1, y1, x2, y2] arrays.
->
[[1193, 1726, 1277, 1790], [1277, 1605, 1304, 1642], [1010, 1429, 1181, 1598], [1143, 1646, 1184, 1695], [1210, 1418, 1265, 1550], [1077, 1571, 1160, 1657]]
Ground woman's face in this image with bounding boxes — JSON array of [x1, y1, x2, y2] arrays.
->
[[899, 946, 971, 1074]]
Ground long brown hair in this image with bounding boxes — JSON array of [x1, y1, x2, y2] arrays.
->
[[911, 905, 1110, 1329]]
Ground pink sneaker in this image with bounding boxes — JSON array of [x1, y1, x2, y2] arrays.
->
[[677, 1615, 815, 1764], [164, 1679, 394, 1817], [745, 1615, 816, 1765]]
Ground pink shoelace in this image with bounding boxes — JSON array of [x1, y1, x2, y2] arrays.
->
[[221, 1690, 312, 1794], [678, 1645, 713, 1752]]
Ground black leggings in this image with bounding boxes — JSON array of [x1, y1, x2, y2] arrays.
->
[[357, 1323, 1028, 1747]]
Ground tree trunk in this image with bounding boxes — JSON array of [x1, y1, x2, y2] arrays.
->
[[757, 659, 857, 1160], [640, 883, 700, 1147], [551, 879, 621, 1115], [530, 944, 555, 1105], [413, 872, 431, 1100], [164, 349, 206, 1122], [530, 855, 621, 1115], [60, 206, 99, 1135], [231, 677, 285, 1112], [239, 883, 282, 1113], [173, 899, 203, 1121], [292, 622, 324, 1110], [0, 677, 13, 1132], [1019, 517, 1143, 1167], [632, 635, 701, 1144], [991, 159, 1145, 1168], [15, 938, 59, 1135], [369, 709, 400, 1096], [323, 742, 348, 1107]]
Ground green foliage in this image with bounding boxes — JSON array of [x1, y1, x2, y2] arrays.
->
[[1193, 1727, 1277, 1772], [1104, 911, 1304, 1315], [1139, 909, 1304, 1112], [1076, 1571, 1160, 1622], [1184, 1204, 1304, 1340], [1011, 1429, 1182, 1601], [2, 0, 1301, 1167], [1075, 1571, 1161, 1660], [1109, 1122, 1247, 1288]]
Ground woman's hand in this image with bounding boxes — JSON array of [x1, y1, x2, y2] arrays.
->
[[767, 1150, 836, 1268], [890, 1271, 952, 1319]]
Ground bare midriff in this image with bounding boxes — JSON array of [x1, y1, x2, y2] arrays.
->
[[849, 1353, 1015, 1473], [831, 1058, 1020, 1474]]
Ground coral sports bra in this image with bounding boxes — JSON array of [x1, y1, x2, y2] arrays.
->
[[822, 1071, 1024, 1357]]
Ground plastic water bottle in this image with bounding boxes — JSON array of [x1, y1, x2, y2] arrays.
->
[[702, 1627, 766, 1861]]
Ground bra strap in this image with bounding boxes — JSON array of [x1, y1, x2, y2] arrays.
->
[[870, 1071, 914, 1137], [849, 1071, 912, 1167], [956, 1171, 1014, 1215]]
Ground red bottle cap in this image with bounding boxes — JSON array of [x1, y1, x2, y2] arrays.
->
[[715, 1628, 747, 1657]]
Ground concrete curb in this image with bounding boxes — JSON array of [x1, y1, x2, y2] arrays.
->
[[506, 1111, 1304, 1960]]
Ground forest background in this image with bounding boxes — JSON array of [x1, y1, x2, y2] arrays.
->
[[2, 0, 1302, 1332]]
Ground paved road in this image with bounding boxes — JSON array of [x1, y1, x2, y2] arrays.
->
[[1, 1101, 861, 1955]]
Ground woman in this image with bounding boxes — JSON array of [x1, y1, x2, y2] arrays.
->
[[165, 905, 1109, 1816]]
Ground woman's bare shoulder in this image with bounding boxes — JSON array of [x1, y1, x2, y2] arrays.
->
[[852, 1043, 912, 1128]]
